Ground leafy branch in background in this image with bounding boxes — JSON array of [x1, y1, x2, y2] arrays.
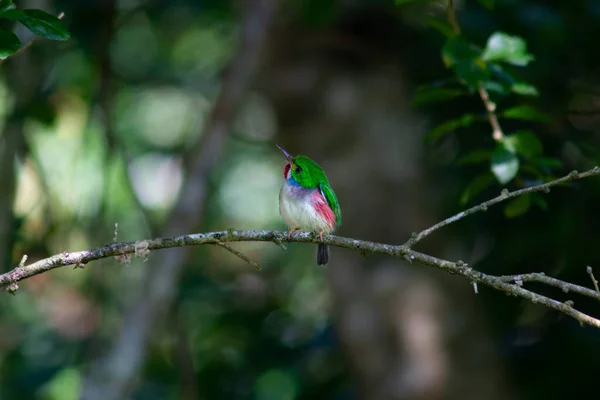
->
[[0, 0, 69, 61], [411, 0, 559, 218], [1, 166, 599, 328]]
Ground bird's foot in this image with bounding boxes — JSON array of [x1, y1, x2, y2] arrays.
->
[[287, 227, 300, 238], [318, 230, 325, 242]]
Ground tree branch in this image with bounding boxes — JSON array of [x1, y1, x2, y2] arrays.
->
[[3, 165, 600, 328], [497, 272, 600, 301], [1, 228, 599, 327], [404, 166, 600, 247]]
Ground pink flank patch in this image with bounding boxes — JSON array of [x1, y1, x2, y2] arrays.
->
[[283, 163, 291, 179], [312, 191, 336, 230]]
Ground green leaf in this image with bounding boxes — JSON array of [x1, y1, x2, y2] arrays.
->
[[17, 9, 70, 41], [504, 131, 543, 158], [488, 63, 516, 86], [502, 104, 551, 123], [425, 113, 475, 143], [460, 172, 495, 205], [454, 60, 489, 89], [0, 0, 15, 13], [442, 36, 489, 89], [457, 149, 493, 165], [504, 194, 531, 218], [412, 86, 464, 107], [0, 27, 20, 59], [482, 32, 534, 67], [490, 145, 519, 184], [443, 36, 481, 65], [482, 80, 507, 95], [0, 8, 21, 20], [512, 82, 539, 96]]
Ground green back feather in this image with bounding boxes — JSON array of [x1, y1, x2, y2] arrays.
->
[[291, 156, 342, 226], [319, 183, 342, 226]]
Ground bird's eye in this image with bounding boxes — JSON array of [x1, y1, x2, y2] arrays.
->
[[295, 166, 302, 173]]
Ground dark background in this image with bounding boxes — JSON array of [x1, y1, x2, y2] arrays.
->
[[1, 0, 600, 399]]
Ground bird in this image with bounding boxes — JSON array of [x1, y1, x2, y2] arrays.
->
[[276, 144, 342, 265]]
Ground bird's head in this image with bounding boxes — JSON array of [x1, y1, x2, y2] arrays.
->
[[276, 144, 325, 189]]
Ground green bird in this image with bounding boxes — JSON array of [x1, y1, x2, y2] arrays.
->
[[276, 144, 342, 265]]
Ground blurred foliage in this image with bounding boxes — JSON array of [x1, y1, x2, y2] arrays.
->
[[0, 0, 599, 399], [413, 0, 561, 218]]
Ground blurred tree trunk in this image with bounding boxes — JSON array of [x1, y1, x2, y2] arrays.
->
[[0, 0, 48, 268], [81, 1, 280, 398], [262, 5, 513, 400], [0, 121, 21, 270]]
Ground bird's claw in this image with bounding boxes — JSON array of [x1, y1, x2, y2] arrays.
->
[[318, 230, 324, 242], [287, 227, 300, 238]]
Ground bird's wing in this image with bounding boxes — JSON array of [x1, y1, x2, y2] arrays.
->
[[319, 183, 342, 227]]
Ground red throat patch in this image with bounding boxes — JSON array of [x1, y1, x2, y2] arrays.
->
[[283, 163, 291, 179]]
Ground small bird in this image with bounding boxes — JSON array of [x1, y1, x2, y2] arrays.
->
[[276, 144, 342, 265]]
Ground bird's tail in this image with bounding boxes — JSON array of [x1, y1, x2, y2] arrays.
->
[[317, 243, 329, 265]]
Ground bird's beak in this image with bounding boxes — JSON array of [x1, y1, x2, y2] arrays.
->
[[276, 144, 293, 163]]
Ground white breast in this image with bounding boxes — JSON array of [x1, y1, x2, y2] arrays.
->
[[279, 182, 333, 232]]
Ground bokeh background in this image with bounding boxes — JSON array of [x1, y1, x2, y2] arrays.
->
[[1, 0, 600, 399]]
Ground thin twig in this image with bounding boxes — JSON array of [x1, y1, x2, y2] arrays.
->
[[446, 2, 503, 141], [446, 0, 460, 35], [498, 272, 600, 301], [18, 254, 28, 268], [216, 242, 262, 270], [404, 167, 600, 247], [587, 266, 600, 295], [478, 84, 504, 141]]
